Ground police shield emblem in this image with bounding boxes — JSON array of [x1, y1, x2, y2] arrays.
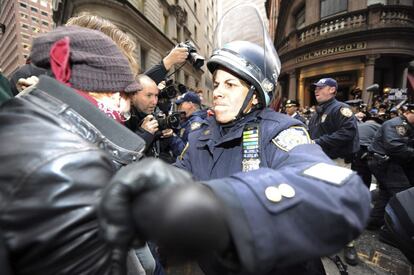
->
[[340, 107, 353, 117], [190, 122, 201, 131], [272, 126, 312, 152], [395, 125, 407, 136], [321, 114, 327, 123]]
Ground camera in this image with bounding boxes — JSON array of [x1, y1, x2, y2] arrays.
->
[[179, 41, 205, 69], [159, 79, 178, 100], [154, 110, 185, 131]]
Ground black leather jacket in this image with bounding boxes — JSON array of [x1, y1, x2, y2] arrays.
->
[[0, 76, 145, 275]]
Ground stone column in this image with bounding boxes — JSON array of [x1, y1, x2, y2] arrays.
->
[[288, 70, 297, 100], [363, 54, 380, 104]]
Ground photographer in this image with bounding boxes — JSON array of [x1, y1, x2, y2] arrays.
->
[[145, 46, 189, 84], [127, 74, 184, 163]]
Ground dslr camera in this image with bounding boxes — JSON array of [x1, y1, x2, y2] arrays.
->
[[178, 41, 205, 69], [154, 109, 185, 131]]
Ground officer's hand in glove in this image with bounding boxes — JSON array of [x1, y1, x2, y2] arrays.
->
[[99, 158, 229, 265], [99, 158, 192, 248], [132, 181, 230, 260]]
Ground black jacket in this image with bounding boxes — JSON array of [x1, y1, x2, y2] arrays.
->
[[0, 76, 145, 275], [308, 98, 360, 159]]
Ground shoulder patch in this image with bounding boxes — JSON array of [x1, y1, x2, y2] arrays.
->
[[395, 125, 407, 136], [190, 122, 201, 131], [340, 107, 353, 118], [303, 163, 354, 185], [272, 126, 311, 152]]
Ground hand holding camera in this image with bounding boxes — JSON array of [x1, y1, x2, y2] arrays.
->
[[141, 115, 159, 135]]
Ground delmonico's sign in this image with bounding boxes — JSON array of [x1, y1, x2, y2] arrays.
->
[[296, 42, 367, 63]]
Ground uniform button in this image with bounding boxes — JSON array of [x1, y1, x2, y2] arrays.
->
[[265, 186, 282, 203], [279, 183, 295, 198]]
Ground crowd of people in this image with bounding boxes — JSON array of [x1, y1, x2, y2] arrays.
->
[[0, 5, 411, 275]]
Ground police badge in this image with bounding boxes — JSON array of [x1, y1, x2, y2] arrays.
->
[[321, 114, 327, 123]]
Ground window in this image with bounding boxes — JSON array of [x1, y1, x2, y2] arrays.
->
[[22, 34, 30, 39], [194, 2, 197, 12], [32, 17, 39, 23], [163, 13, 169, 34], [20, 2, 27, 8], [41, 11, 48, 16], [295, 6, 305, 29], [31, 7, 38, 13], [21, 23, 29, 29], [194, 25, 197, 40], [20, 13, 28, 19], [42, 21, 49, 26], [320, 0, 347, 18], [140, 47, 147, 71]]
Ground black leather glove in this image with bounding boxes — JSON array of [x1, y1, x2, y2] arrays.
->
[[98, 158, 192, 274], [131, 182, 230, 261]]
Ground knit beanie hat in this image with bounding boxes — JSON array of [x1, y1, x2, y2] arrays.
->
[[30, 26, 140, 93]]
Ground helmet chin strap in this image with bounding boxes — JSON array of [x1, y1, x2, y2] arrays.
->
[[235, 85, 256, 121]]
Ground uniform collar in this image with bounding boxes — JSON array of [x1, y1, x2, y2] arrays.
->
[[319, 97, 336, 110], [198, 110, 261, 146]]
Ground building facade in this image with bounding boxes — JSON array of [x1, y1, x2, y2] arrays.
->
[[267, 0, 414, 107], [0, 0, 53, 76], [53, 0, 217, 105]]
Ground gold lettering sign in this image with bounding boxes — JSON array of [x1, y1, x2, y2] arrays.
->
[[296, 42, 367, 63]]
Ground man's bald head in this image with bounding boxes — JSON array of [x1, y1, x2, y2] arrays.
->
[[132, 74, 159, 114]]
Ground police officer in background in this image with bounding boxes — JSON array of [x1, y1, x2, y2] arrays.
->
[[308, 77, 361, 266], [284, 99, 307, 125], [175, 4, 370, 274], [175, 91, 207, 144], [367, 104, 414, 230]]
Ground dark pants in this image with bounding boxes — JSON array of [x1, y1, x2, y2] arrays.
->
[[367, 157, 412, 225]]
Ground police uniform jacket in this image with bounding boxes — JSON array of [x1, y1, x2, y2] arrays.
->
[[0, 76, 145, 275], [178, 109, 207, 143], [292, 112, 307, 125], [175, 108, 370, 274], [308, 98, 359, 159], [368, 116, 414, 161]]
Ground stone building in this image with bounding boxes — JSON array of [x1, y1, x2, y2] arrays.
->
[[53, 0, 218, 105], [0, 0, 53, 77], [266, 0, 414, 107]]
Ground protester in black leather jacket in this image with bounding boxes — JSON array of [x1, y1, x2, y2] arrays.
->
[[0, 26, 226, 275]]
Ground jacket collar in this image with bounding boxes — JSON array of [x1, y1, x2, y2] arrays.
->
[[28, 76, 145, 165]]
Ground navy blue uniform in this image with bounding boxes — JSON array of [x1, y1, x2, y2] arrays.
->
[[178, 109, 207, 144], [367, 116, 414, 227], [175, 108, 370, 274], [351, 120, 381, 188], [292, 112, 307, 125], [308, 98, 359, 159]]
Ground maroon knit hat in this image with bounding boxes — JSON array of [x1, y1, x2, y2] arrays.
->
[[30, 26, 141, 93]]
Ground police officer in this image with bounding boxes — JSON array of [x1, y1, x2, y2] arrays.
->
[[308, 77, 361, 265], [352, 115, 383, 188], [367, 104, 414, 230], [284, 99, 307, 125], [175, 91, 207, 143], [173, 5, 370, 274]]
